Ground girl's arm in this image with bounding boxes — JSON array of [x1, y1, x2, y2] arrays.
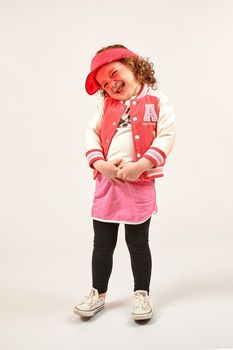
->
[[84, 100, 125, 183], [84, 100, 105, 168], [142, 92, 176, 168]]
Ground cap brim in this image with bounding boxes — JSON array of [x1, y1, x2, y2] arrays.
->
[[85, 70, 100, 95]]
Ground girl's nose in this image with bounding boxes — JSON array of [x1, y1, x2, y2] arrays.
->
[[110, 80, 117, 91]]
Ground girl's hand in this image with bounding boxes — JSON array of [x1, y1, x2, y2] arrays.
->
[[117, 162, 142, 181], [93, 159, 125, 184], [117, 158, 155, 181]]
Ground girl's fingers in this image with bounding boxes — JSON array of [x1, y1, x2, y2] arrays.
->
[[117, 169, 127, 180], [111, 158, 122, 166], [118, 160, 126, 168]]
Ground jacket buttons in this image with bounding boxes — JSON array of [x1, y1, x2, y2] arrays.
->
[[133, 117, 137, 121], [137, 153, 141, 158], [132, 101, 137, 105], [135, 135, 140, 140], [112, 122, 116, 125]]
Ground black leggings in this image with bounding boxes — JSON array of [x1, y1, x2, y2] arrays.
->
[[92, 217, 152, 294]]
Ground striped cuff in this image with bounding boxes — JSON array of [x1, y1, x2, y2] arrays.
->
[[143, 147, 166, 167], [86, 149, 105, 168], [140, 166, 164, 180]]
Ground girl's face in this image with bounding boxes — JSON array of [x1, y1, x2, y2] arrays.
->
[[95, 61, 142, 101]]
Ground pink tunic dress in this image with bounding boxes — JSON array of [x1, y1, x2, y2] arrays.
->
[[92, 174, 157, 224]]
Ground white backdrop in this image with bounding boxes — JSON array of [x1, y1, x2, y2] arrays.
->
[[0, 0, 233, 349]]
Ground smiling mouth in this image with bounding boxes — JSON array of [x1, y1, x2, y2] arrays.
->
[[116, 82, 125, 93]]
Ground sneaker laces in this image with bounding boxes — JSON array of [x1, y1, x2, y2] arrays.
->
[[83, 288, 98, 306], [134, 291, 151, 311]]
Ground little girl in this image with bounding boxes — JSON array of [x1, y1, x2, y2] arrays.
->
[[73, 44, 176, 321]]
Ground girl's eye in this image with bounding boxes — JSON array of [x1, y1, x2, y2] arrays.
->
[[102, 71, 117, 89]]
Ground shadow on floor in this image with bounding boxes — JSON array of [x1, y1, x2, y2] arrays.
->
[[154, 272, 233, 311]]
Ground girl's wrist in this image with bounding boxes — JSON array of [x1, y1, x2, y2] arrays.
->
[[136, 158, 154, 172], [93, 159, 106, 171]]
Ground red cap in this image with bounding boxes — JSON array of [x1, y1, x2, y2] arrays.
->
[[85, 47, 136, 95]]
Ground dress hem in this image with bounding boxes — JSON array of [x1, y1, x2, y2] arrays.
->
[[92, 211, 158, 225]]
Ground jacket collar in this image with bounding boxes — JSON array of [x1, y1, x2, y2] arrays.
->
[[125, 84, 149, 102]]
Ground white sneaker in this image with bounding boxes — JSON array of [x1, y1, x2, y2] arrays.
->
[[73, 288, 105, 317], [132, 290, 153, 320]]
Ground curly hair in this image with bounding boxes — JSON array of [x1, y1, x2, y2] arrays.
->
[[96, 44, 158, 97]]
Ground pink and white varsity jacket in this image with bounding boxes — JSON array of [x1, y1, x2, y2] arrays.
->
[[84, 84, 176, 180]]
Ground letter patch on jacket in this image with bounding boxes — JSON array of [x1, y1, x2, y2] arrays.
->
[[143, 104, 158, 122]]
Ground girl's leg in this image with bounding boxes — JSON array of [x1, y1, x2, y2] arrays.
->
[[92, 220, 119, 294], [125, 218, 152, 294]]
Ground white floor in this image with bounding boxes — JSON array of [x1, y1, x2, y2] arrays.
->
[[1, 221, 233, 350]]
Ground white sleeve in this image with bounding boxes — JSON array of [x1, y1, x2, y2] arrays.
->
[[84, 100, 105, 168], [142, 91, 176, 167]]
